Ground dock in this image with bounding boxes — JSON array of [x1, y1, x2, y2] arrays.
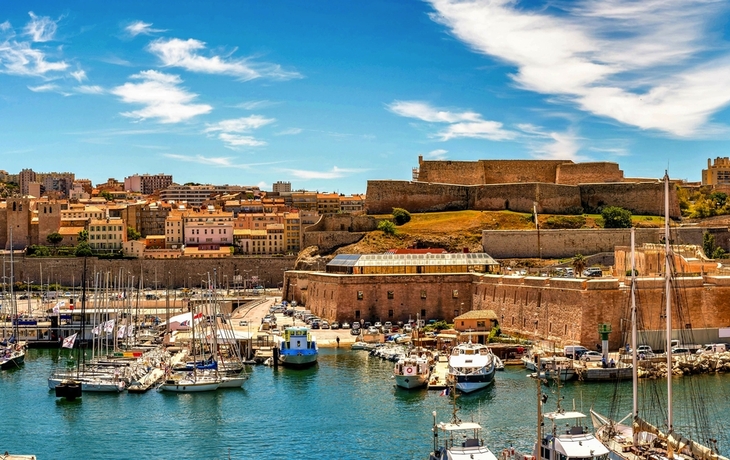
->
[[428, 354, 449, 390], [127, 368, 165, 393]]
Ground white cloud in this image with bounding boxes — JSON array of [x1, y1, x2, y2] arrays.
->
[[110, 70, 212, 123], [282, 166, 365, 180], [427, 0, 730, 137], [70, 69, 86, 82], [275, 127, 302, 136], [234, 100, 278, 110], [28, 83, 57, 92], [75, 85, 104, 94], [204, 115, 274, 149], [163, 153, 239, 167], [516, 124, 584, 161], [204, 115, 275, 133], [125, 21, 166, 37], [23, 12, 58, 42], [0, 39, 69, 76], [388, 100, 516, 141], [424, 149, 448, 159], [0, 21, 12, 33], [148, 37, 301, 81]]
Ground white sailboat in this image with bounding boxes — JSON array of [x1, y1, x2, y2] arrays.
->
[[591, 173, 729, 460], [1, 230, 26, 370]]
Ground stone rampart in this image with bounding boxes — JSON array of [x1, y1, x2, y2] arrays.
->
[[11, 256, 295, 290], [417, 160, 485, 185], [306, 214, 379, 233], [302, 232, 367, 254], [469, 183, 583, 214], [556, 162, 624, 185], [282, 270, 730, 349], [480, 160, 566, 184], [482, 227, 710, 259], [579, 182, 680, 217], [365, 180, 469, 214]]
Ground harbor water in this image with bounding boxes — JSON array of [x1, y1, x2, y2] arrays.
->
[[2, 348, 730, 459]]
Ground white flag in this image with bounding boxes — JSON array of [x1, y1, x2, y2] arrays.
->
[[52, 304, 60, 314], [117, 325, 126, 338], [92, 324, 101, 335], [103, 320, 115, 333], [127, 325, 135, 337], [62, 333, 77, 349]]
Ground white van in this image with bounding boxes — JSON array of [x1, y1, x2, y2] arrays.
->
[[697, 343, 727, 354], [564, 345, 589, 359]]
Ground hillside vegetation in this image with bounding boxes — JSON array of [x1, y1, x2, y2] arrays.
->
[[336, 210, 665, 255]]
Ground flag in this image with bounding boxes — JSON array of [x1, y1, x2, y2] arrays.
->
[[439, 387, 450, 397], [127, 325, 134, 337], [117, 325, 126, 338], [91, 324, 101, 335], [103, 320, 115, 333], [62, 333, 77, 349]]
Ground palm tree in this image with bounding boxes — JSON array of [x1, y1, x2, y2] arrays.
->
[[572, 254, 587, 277]]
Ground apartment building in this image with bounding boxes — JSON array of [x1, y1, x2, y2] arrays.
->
[[291, 191, 317, 211], [124, 173, 173, 195], [272, 181, 291, 193], [284, 212, 301, 254], [160, 184, 260, 207], [164, 213, 184, 249], [233, 223, 284, 255], [183, 208, 234, 248], [87, 218, 125, 251], [317, 193, 341, 215], [340, 194, 365, 213]]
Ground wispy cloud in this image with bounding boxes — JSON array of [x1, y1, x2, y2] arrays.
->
[[27, 83, 58, 92], [281, 166, 366, 180], [111, 70, 212, 123], [516, 124, 584, 161], [163, 153, 239, 167], [23, 12, 58, 42], [204, 115, 274, 149], [148, 37, 301, 81], [428, 0, 730, 137], [275, 127, 302, 136], [388, 100, 516, 141], [234, 100, 279, 110], [125, 21, 166, 37], [75, 85, 104, 94], [70, 69, 86, 82]]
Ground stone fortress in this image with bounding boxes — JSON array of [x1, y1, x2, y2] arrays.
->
[[366, 157, 680, 218]]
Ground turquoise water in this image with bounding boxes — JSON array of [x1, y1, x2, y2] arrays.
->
[[1, 349, 729, 459]]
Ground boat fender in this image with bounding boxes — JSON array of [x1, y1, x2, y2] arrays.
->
[[407, 367, 413, 374]]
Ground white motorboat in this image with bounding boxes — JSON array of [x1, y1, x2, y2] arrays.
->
[[448, 341, 497, 393], [394, 355, 430, 389], [533, 356, 576, 382], [158, 373, 221, 392]]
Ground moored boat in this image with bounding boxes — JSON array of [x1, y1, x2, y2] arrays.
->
[[448, 341, 497, 393], [278, 326, 317, 368], [394, 355, 430, 389]]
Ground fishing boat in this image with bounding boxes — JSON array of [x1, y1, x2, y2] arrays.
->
[[533, 356, 576, 382], [448, 340, 497, 393], [278, 326, 317, 368], [591, 174, 729, 460], [394, 352, 431, 390], [1, 233, 26, 370], [428, 382, 498, 460]]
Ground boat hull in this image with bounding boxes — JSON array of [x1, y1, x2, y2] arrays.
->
[[55, 380, 82, 399], [278, 351, 318, 368], [452, 364, 496, 393], [0, 353, 25, 370], [158, 379, 220, 392], [394, 374, 428, 389]]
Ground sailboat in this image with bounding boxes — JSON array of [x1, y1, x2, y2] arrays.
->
[[0, 230, 26, 370], [591, 173, 729, 460]]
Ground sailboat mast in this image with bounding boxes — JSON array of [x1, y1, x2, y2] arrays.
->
[[664, 171, 673, 433], [630, 228, 638, 424]]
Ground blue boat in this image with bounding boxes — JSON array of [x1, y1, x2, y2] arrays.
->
[[278, 327, 318, 368]]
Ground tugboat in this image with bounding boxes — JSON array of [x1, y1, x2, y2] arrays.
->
[[278, 326, 317, 368]]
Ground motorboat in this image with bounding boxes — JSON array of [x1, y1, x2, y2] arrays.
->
[[394, 355, 430, 389], [448, 341, 496, 393], [533, 356, 576, 382], [0, 343, 26, 370], [278, 326, 317, 368]]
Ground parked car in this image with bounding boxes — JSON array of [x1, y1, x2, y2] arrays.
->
[[341, 321, 351, 329], [583, 267, 602, 277], [321, 321, 330, 329], [330, 321, 340, 329], [564, 345, 588, 359], [402, 324, 412, 333], [367, 326, 379, 334], [374, 321, 383, 331], [671, 347, 692, 357], [580, 351, 603, 362], [697, 343, 727, 354], [383, 321, 392, 332], [350, 327, 361, 336], [311, 321, 320, 329]]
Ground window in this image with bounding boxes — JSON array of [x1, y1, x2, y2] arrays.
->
[[387, 291, 394, 300], [477, 321, 485, 328], [452, 290, 459, 298], [388, 309, 393, 318], [421, 290, 426, 299], [355, 310, 360, 319], [421, 309, 426, 318], [357, 291, 363, 300]]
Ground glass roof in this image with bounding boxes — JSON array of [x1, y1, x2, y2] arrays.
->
[[327, 253, 499, 268]]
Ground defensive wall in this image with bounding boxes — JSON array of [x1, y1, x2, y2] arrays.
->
[[302, 214, 380, 254], [482, 227, 730, 259], [282, 269, 730, 349], [365, 180, 678, 217], [8, 256, 296, 290]]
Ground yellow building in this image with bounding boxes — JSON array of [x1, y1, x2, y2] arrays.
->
[[702, 157, 730, 186], [88, 218, 125, 251], [316, 193, 340, 215]]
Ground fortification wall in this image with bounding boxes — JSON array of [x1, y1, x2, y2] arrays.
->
[[11, 256, 295, 289], [482, 227, 710, 259], [307, 215, 379, 232], [556, 162, 624, 185], [284, 270, 730, 349], [365, 180, 468, 214], [417, 160, 484, 185], [468, 183, 582, 213], [480, 160, 566, 184], [579, 182, 680, 217], [302, 232, 367, 254]]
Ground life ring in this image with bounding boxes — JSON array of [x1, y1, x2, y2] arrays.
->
[[406, 367, 413, 373]]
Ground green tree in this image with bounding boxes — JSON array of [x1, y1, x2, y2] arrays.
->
[[127, 226, 142, 241], [572, 254, 587, 277], [46, 232, 63, 246], [99, 190, 114, 202], [78, 229, 89, 242], [74, 241, 93, 257], [377, 220, 396, 235], [392, 208, 411, 226], [601, 206, 632, 228], [703, 232, 716, 258]]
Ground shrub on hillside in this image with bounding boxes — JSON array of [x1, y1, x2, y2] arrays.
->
[[392, 208, 411, 225], [378, 220, 396, 235], [601, 206, 632, 228]]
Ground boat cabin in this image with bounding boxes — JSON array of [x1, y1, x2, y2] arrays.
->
[[282, 327, 314, 351]]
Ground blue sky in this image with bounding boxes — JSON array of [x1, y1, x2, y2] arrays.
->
[[2, 1, 730, 195]]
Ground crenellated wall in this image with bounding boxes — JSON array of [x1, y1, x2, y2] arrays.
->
[[556, 162, 624, 185], [365, 180, 469, 215]]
